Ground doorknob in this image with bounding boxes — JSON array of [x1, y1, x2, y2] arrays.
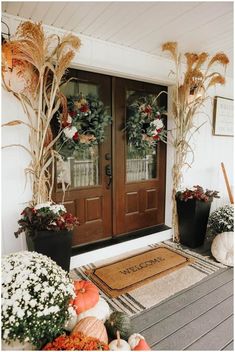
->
[[105, 153, 112, 160]]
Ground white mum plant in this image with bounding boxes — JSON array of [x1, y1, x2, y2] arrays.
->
[[1, 251, 75, 349], [208, 205, 234, 235]]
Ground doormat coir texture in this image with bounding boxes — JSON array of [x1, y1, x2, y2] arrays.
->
[[84, 247, 192, 297], [70, 241, 226, 317]]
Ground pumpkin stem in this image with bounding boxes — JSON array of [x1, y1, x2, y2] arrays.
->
[[79, 288, 86, 293], [117, 331, 121, 347]]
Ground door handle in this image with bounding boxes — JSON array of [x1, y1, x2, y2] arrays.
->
[[105, 165, 112, 189], [105, 164, 112, 176]]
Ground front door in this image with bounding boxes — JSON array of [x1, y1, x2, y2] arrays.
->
[[55, 70, 167, 247], [113, 77, 167, 235]]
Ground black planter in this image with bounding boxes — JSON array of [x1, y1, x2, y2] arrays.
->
[[176, 198, 211, 248], [26, 230, 72, 272]]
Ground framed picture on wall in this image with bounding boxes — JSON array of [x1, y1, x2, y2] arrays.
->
[[213, 96, 233, 136]]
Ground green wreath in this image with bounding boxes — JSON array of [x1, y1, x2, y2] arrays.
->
[[126, 94, 167, 155], [57, 94, 112, 159]]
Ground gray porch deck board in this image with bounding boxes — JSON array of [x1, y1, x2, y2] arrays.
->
[[223, 341, 234, 350], [187, 315, 233, 350], [131, 267, 233, 350]]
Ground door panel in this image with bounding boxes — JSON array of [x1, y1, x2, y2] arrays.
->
[[114, 77, 167, 235], [55, 70, 112, 246]]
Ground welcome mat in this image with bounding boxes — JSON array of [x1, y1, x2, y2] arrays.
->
[[70, 241, 226, 317], [86, 247, 192, 298]]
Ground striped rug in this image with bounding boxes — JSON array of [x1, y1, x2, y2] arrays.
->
[[70, 240, 226, 317]]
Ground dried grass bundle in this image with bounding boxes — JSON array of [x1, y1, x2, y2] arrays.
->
[[2, 21, 81, 205], [162, 41, 229, 242]]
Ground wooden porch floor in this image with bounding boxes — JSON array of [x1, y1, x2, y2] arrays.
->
[[131, 243, 234, 351]]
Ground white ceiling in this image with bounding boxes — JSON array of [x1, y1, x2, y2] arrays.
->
[[2, 1, 234, 76]]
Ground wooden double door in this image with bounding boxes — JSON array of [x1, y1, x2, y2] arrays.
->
[[55, 70, 167, 247]]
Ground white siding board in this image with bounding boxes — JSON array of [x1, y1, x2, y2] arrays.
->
[[90, 2, 150, 40], [18, 2, 37, 20], [52, 2, 81, 29], [106, 3, 162, 45], [148, 3, 232, 54], [2, 1, 22, 16], [171, 14, 234, 53], [80, 3, 117, 35], [2, 2, 8, 12], [129, 2, 200, 49], [105, 3, 153, 41], [30, 2, 54, 24], [70, 3, 109, 33], [43, 3, 67, 26]]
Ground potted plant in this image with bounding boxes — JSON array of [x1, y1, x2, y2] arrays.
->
[[14, 202, 79, 271], [176, 185, 220, 248], [1, 251, 75, 350], [162, 42, 229, 242], [208, 204, 234, 236], [2, 21, 81, 262]]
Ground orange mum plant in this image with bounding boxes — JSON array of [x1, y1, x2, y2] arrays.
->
[[162, 42, 229, 242], [2, 21, 81, 205], [42, 332, 110, 350]]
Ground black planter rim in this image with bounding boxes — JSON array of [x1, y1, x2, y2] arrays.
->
[[27, 229, 72, 240], [176, 197, 212, 204]]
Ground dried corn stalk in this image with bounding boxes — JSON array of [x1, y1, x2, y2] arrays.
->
[[2, 21, 81, 205], [162, 42, 229, 242]]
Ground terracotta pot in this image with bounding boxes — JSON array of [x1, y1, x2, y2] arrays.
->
[[26, 230, 72, 272]]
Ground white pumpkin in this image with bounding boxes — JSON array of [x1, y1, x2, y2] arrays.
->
[[109, 332, 131, 351], [77, 297, 110, 322], [64, 306, 78, 331], [211, 232, 234, 266]]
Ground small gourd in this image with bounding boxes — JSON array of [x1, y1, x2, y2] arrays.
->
[[105, 311, 132, 340], [77, 297, 110, 322], [71, 316, 108, 344], [64, 306, 78, 332], [109, 331, 131, 351], [73, 280, 99, 314], [128, 333, 151, 350]]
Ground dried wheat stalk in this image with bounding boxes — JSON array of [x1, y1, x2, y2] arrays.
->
[[162, 42, 229, 242], [2, 21, 81, 205]]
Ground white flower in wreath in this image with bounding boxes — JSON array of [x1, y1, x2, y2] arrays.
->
[[63, 126, 78, 139], [149, 118, 164, 136], [150, 118, 164, 130]]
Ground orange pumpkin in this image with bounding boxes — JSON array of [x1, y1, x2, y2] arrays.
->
[[73, 280, 99, 313], [71, 317, 108, 344]]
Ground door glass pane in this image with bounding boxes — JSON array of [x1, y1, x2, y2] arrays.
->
[[126, 90, 157, 182], [57, 148, 99, 189], [56, 81, 100, 189]]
